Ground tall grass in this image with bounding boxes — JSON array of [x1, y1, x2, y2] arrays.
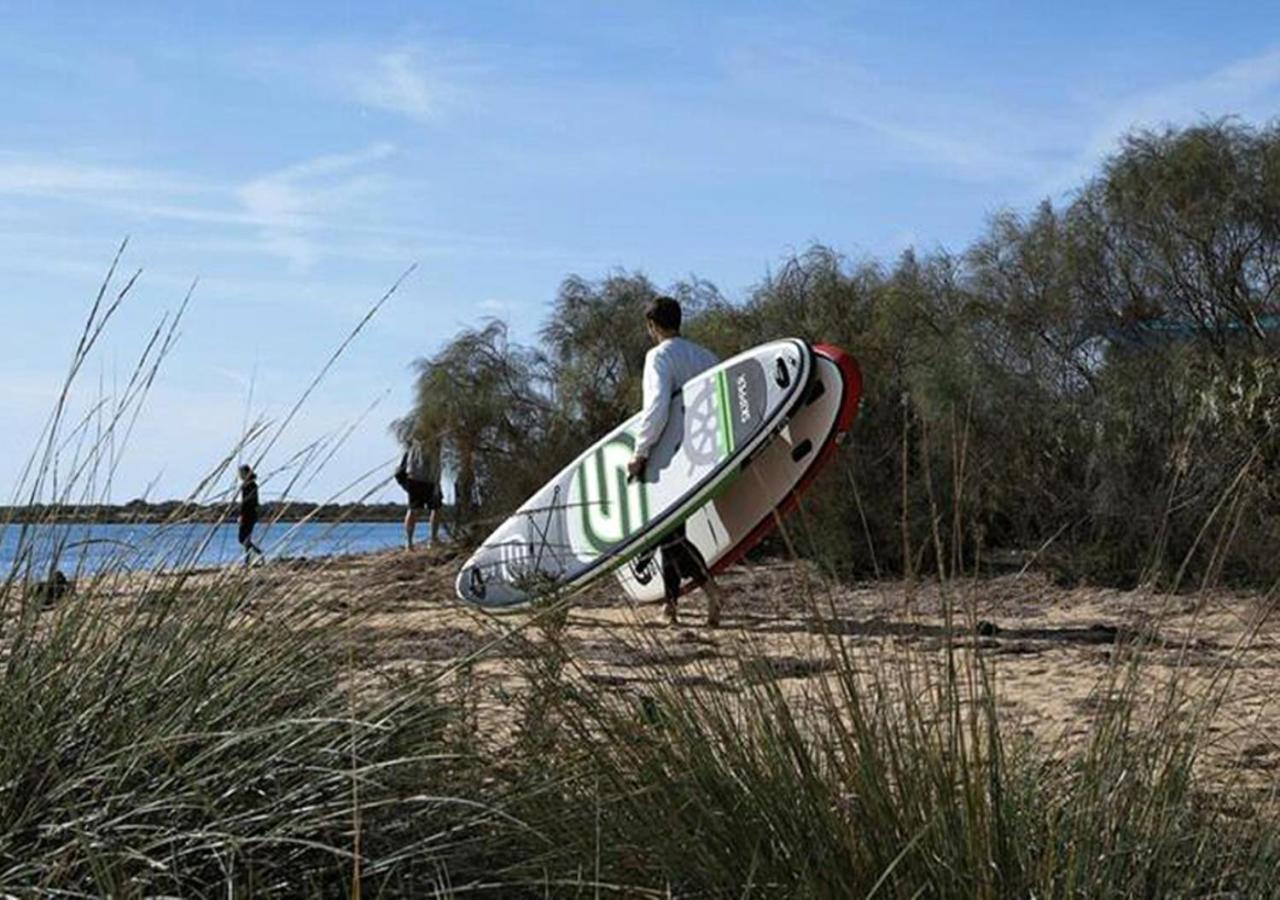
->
[[0, 253, 535, 895], [1, 574, 479, 893], [486, 586, 1280, 897]]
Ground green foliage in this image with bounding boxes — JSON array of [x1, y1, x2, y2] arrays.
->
[[13, 568, 1280, 895], [395, 320, 550, 527], [399, 119, 1280, 588], [540, 272, 662, 438], [402, 273, 722, 533]]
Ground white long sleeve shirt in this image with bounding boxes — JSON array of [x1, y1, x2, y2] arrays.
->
[[634, 336, 719, 457]]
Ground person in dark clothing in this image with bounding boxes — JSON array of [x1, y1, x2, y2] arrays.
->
[[238, 464, 264, 566], [395, 439, 442, 549]]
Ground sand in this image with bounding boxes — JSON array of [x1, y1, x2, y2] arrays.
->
[[60, 544, 1280, 798]]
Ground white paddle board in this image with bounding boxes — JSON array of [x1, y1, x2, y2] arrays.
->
[[455, 338, 813, 606], [616, 344, 862, 602]]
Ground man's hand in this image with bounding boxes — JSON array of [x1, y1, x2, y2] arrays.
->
[[626, 455, 647, 481]]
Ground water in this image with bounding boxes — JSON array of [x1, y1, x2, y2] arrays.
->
[[0, 520, 419, 577]]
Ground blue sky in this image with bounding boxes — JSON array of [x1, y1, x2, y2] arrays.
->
[[2, 1, 1278, 504]]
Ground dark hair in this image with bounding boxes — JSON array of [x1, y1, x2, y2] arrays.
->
[[644, 295, 682, 332], [238, 464, 254, 478]]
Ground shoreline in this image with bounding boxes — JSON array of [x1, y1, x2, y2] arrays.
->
[[0, 501, 428, 525], [1, 521, 440, 578]]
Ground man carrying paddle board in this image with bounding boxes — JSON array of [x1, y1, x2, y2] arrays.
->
[[626, 296, 728, 626]]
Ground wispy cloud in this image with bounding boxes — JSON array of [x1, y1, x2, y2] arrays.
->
[[721, 40, 1280, 203], [0, 158, 195, 199], [209, 365, 255, 391], [1039, 47, 1280, 197], [719, 46, 1061, 185], [0, 143, 405, 272], [477, 297, 520, 314], [350, 49, 439, 122], [234, 42, 470, 125], [234, 143, 397, 270]]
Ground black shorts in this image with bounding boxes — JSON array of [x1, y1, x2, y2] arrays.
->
[[660, 522, 710, 601], [404, 479, 442, 512]]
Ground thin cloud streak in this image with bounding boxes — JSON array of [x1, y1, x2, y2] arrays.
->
[[1039, 46, 1280, 197], [721, 40, 1280, 204], [232, 41, 475, 124], [0, 158, 201, 199], [234, 143, 398, 271], [0, 144, 562, 272], [718, 45, 1064, 185], [352, 50, 439, 121]]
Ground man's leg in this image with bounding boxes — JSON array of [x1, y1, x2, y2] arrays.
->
[[659, 531, 682, 624], [702, 575, 724, 628], [674, 537, 721, 627], [429, 507, 440, 543], [660, 560, 680, 624], [404, 507, 419, 550], [239, 520, 259, 566]]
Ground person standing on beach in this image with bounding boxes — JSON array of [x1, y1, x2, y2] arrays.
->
[[396, 438, 442, 549], [626, 296, 727, 627], [237, 464, 264, 566]]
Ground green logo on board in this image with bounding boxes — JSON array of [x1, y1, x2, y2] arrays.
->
[[573, 432, 651, 554]]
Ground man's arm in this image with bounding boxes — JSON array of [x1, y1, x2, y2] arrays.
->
[[629, 349, 671, 476]]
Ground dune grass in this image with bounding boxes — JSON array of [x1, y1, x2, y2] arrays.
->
[[0, 571, 479, 894], [6, 560, 1280, 896], [479, 580, 1280, 898], [0, 253, 524, 895]]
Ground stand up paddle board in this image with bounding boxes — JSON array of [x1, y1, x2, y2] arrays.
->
[[455, 339, 813, 607], [616, 344, 861, 602]]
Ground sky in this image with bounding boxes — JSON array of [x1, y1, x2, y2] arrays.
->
[[2, 0, 1278, 505]]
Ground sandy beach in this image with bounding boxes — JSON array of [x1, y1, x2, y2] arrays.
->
[[116, 544, 1280, 802]]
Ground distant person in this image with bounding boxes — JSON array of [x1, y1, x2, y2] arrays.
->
[[34, 569, 74, 604], [396, 438, 442, 550], [237, 464, 264, 566], [626, 296, 727, 627]]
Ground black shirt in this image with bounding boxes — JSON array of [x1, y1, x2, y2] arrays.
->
[[240, 478, 259, 520]]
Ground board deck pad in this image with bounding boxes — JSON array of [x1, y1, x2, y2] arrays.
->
[[616, 345, 861, 603], [455, 338, 812, 607]]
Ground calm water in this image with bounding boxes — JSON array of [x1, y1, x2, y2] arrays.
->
[[0, 520, 419, 577]]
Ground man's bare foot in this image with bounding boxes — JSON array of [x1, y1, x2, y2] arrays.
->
[[705, 584, 723, 628]]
